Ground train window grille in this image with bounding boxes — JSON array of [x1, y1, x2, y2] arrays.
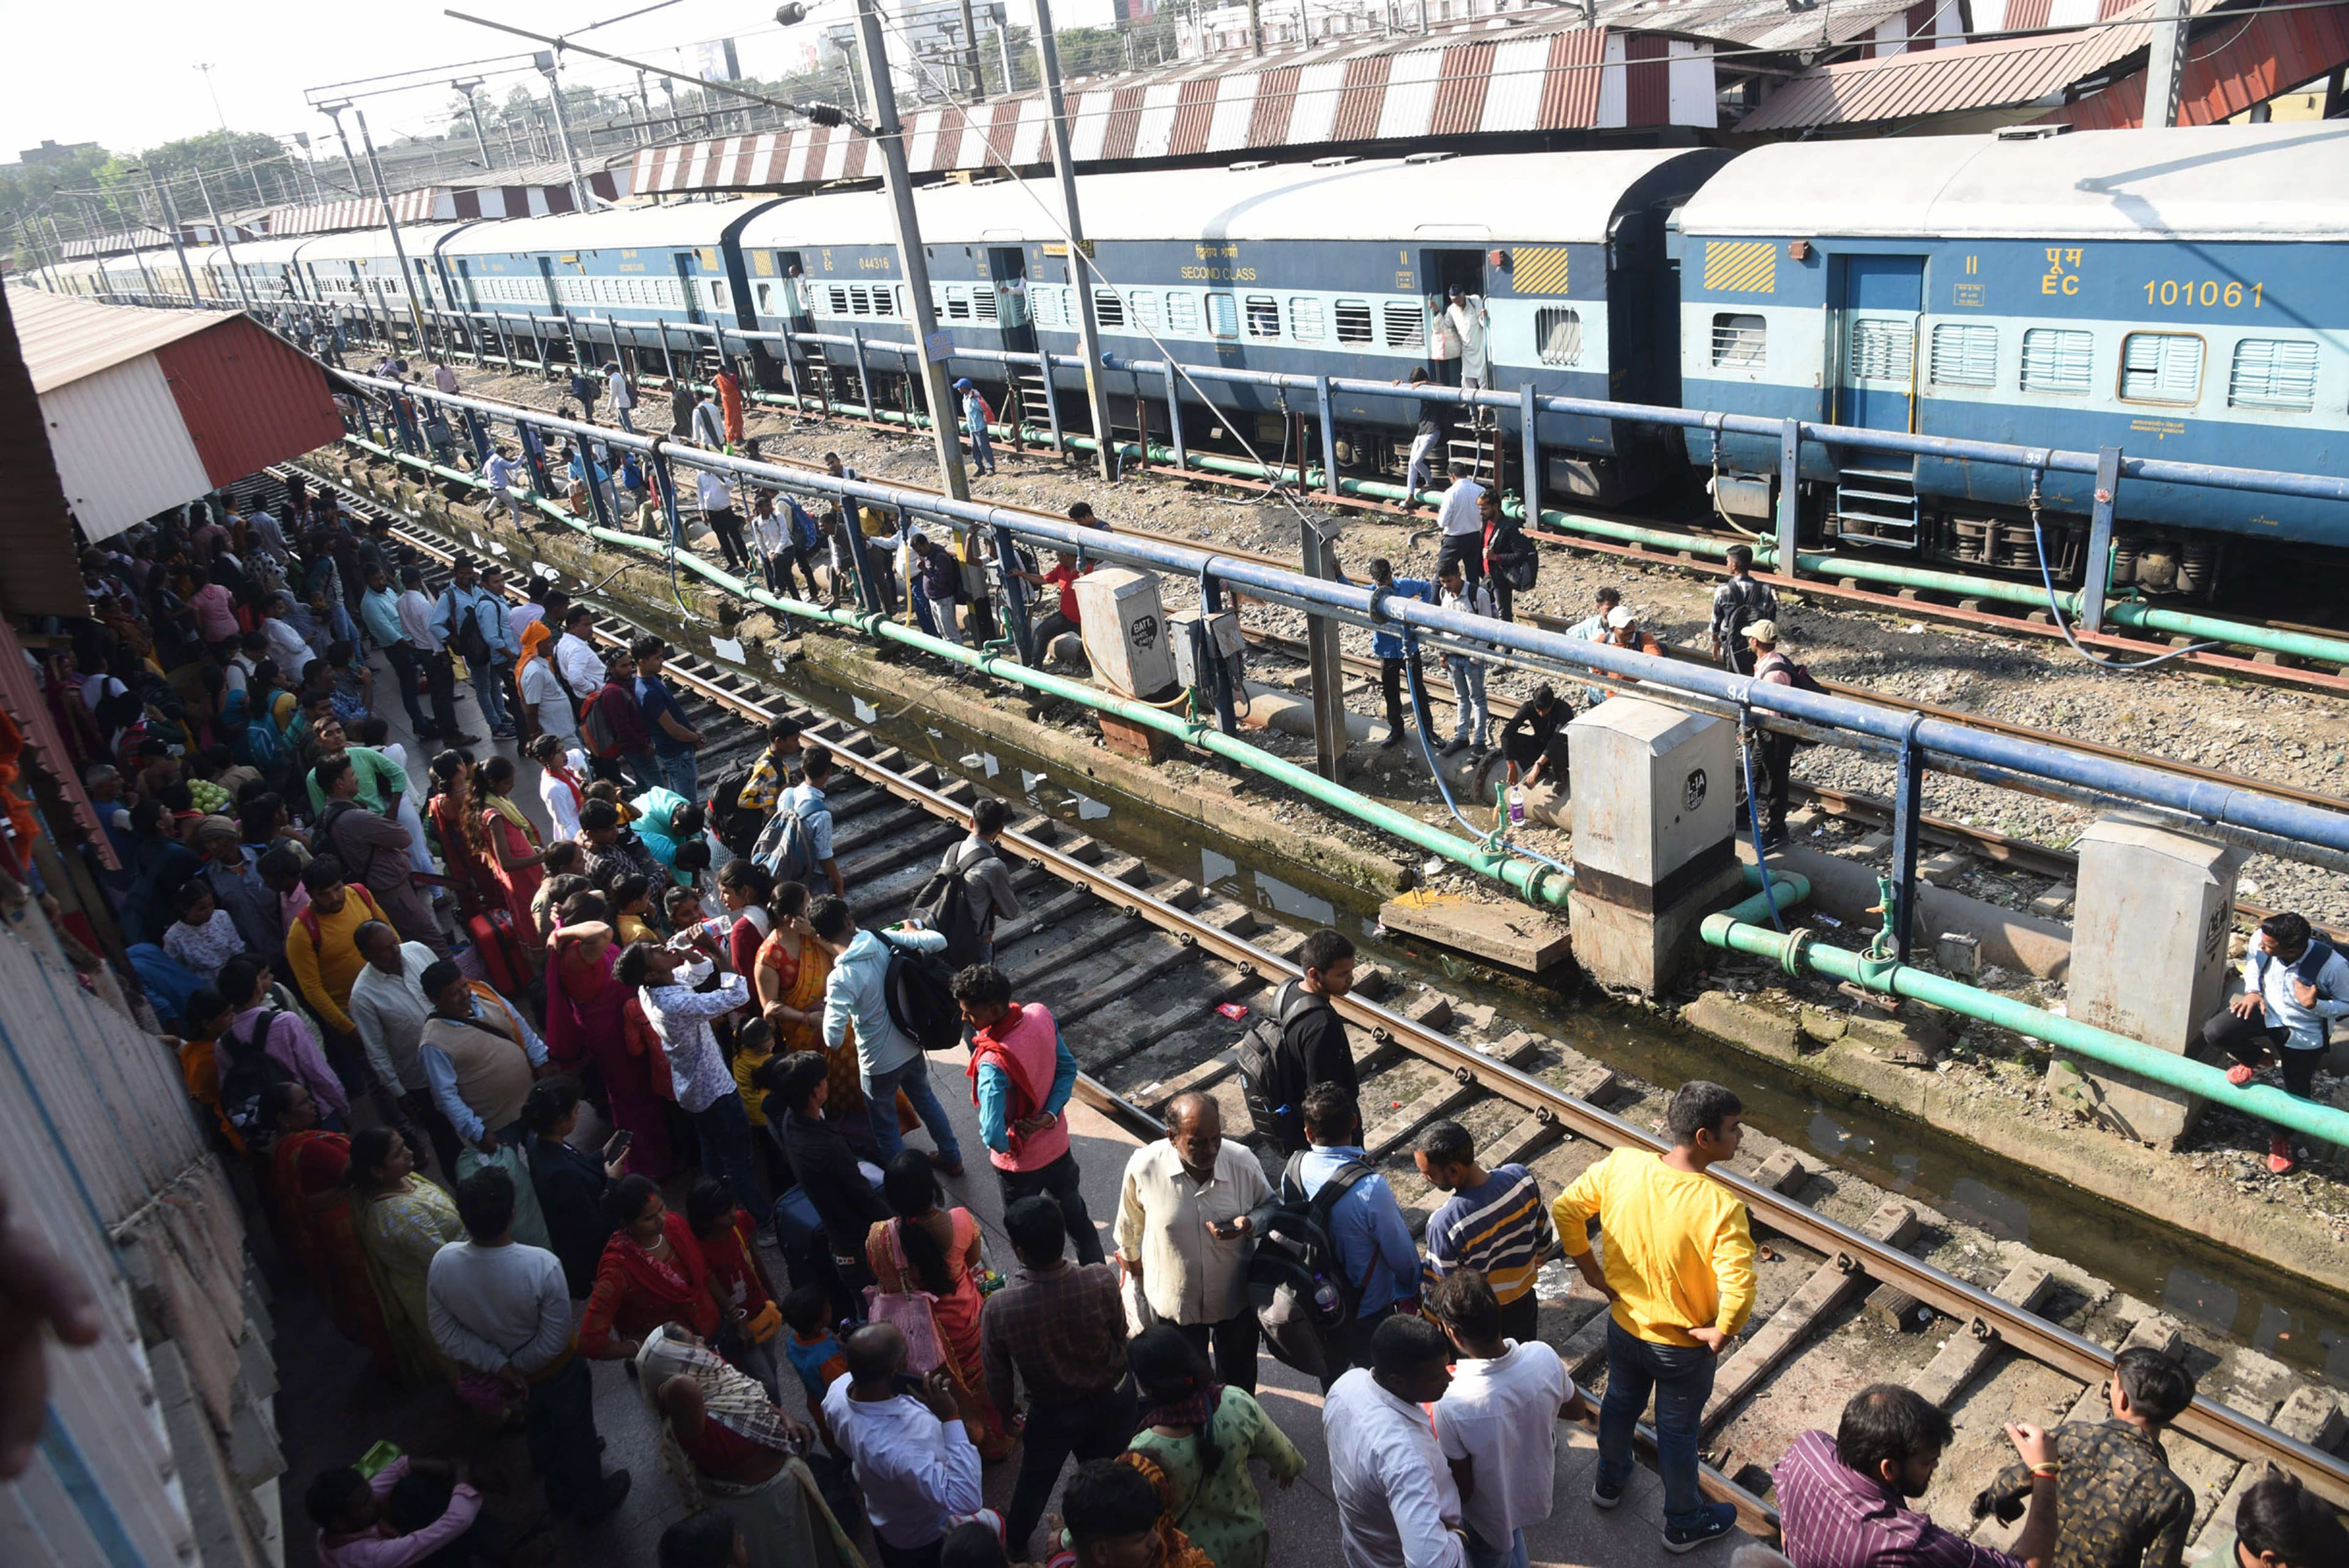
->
[[943, 287, 973, 321], [755, 281, 774, 314], [1710, 313, 1765, 368], [2227, 338, 2318, 412], [1929, 323, 1997, 387], [2118, 332, 2203, 405], [1167, 291, 1200, 333], [1130, 289, 1164, 332], [1094, 288, 1127, 328], [1290, 298, 1326, 342], [2020, 328, 2094, 395], [1208, 292, 1241, 338], [1245, 295, 1282, 340], [972, 285, 997, 322], [710, 280, 730, 311], [1034, 287, 1066, 329], [1536, 307, 1583, 366], [1382, 300, 1424, 349], [1335, 300, 1374, 343], [1847, 317, 1915, 383]]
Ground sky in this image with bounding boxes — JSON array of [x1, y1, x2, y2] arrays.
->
[[1, 0, 1104, 167]]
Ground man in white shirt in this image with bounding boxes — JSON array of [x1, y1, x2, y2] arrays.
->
[[428, 1165, 631, 1522], [482, 447, 524, 524], [432, 359, 460, 395], [552, 605, 607, 698], [1115, 1093, 1269, 1393], [516, 641, 578, 744], [1435, 461, 1487, 592], [621, 940, 763, 1216], [605, 361, 636, 433], [696, 467, 751, 574], [1436, 560, 1499, 759], [1427, 1271, 1588, 1568], [347, 923, 462, 1177], [395, 564, 469, 743], [823, 1323, 982, 1566], [259, 593, 317, 673], [1325, 1315, 1468, 1568]]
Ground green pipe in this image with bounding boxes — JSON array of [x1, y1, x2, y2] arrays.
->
[[1701, 882, 2349, 1149], [2108, 600, 2349, 668], [341, 439, 1570, 906]]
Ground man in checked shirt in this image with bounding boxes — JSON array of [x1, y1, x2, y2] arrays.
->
[[981, 1195, 1134, 1562]]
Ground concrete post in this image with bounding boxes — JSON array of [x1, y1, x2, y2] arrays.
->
[[1567, 697, 1745, 995], [2064, 817, 2243, 1146]]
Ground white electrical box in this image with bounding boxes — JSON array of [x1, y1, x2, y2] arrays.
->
[[1074, 567, 1178, 699], [1170, 608, 1242, 690]]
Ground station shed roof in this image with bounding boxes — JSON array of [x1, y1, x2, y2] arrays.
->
[[9, 288, 344, 541]]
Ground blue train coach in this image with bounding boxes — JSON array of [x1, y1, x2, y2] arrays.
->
[[1676, 121, 2349, 597]]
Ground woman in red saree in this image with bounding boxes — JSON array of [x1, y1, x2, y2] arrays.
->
[[426, 749, 500, 919], [547, 901, 675, 1178], [867, 1149, 1012, 1460], [261, 1081, 393, 1377], [578, 1176, 727, 1361], [474, 754, 551, 951]]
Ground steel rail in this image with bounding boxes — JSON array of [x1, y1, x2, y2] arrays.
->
[[324, 472, 2349, 1510]]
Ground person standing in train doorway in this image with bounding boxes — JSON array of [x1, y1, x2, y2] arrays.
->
[[1431, 289, 1466, 387]]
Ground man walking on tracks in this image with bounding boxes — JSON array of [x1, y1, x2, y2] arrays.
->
[[1240, 927, 1360, 1155], [1551, 1080, 1756, 1553], [1710, 544, 1779, 676]]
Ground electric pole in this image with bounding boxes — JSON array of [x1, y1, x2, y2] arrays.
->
[[346, 106, 431, 346], [194, 169, 254, 310], [1033, 0, 1115, 481], [322, 104, 367, 202], [455, 78, 495, 171], [2143, 0, 2189, 128], [854, 0, 971, 501], [957, 0, 986, 98], [145, 171, 202, 304], [535, 53, 593, 209]]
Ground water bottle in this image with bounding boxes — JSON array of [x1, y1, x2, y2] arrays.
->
[[1312, 1278, 1343, 1321], [1507, 784, 1527, 828]]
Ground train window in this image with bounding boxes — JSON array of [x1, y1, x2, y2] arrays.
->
[[1381, 301, 1424, 349], [1335, 300, 1374, 344], [1536, 307, 1582, 366], [944, 288, 972, 321], [1290, 299, 1325, 342], [1245, 296, 1281, 339], [1208, 293, 1240, 339], [1167, 292, 1200, 333], [825, 284, 851, 314], [1130, 290, 1163, 332], [2020, 328, 2094, 395], [1094, 288, 1126, 329], [1034, 287, 1065, 328], [2119, 332, 2202, 404], [1847, 318, 1915, 382], [755, 281, 774, 314], [973, 285, 997, 322], [2228, 338, 2318, 412], [710, 280, 732, 311], [1929, 323, 1997, 388], [1711, 313, 1765, 368]]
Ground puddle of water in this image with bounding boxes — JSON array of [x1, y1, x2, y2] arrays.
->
[[1256, 871, 1335, 927], [1943, 1178, 2032, 1245], [2162, 1266, 2241, 1336], [1201, 848, 1238, 888], [1020, 770, 1045, 795], [1888, 1152, 1920, 1194], [1075, 795, 1111, 821], [852, 696, 878, 723]]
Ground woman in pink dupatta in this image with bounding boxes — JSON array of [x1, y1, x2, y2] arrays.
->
[[546, 904, 675, 1179]]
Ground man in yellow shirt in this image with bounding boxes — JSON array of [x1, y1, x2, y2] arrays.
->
[[1551, 1080, 1756, 1553]]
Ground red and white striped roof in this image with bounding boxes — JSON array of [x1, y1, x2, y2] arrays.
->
[[633, 20, 1712, 195], [259, 190, 440, 237]]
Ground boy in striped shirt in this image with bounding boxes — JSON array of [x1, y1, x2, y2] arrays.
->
[[1416, 1121, 1556, 1344]]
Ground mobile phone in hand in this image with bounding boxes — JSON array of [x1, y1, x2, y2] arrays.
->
[[604, 1129, 634, 1158]]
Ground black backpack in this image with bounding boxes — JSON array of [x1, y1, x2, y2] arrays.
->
[[218, 1003, 296, 1135], [1488, 519, 1538, 593], [1233, 979, 1331, 1151], [707, 763, 765, 859], [880, 930, 964, 1053], [912, 841, 998, 969], [1247, 1151, 1378, 1382], [754, 801, 821, 885], [445, 589, 493, 664]]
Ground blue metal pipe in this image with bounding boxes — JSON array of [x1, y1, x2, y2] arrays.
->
[[355, 373, 2349, 863]]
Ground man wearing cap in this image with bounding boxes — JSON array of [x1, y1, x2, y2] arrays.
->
[[1743, 620, 1797, 850], [196, 817, 285, 964], [955, 379, 997, 476]]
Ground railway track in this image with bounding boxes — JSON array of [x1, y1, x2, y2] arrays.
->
[[423, 333, 2349, 698], [262, 463, 2349, 1542]]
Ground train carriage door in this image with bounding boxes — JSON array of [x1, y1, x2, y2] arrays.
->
[[1417, 247, 1488, 384], [988, 247, 1033, 352], [1837, 255, 1923, 431], [1831, 254, 1924, 547]]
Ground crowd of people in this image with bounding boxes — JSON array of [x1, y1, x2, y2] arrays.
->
[[26, 396, 2343, 1566]]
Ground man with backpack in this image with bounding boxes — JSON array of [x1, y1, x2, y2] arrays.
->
[[2202, 910, 2349, 1174], [1743, 620, 1801, 851], [1114, 1093, 1268, 1393], [732, 715, 804, 817], [314, 754, 446, 957], [952, 963, 1099, 1264], [779, 746, 845, 898], [1711, 544, 1780, 677], [1239, 927, 1360, 1156], [926, 797, 1020, 966], [217, 952, 350, 1135], [431, 557, 518, 741], [811, 896, 965, 1176], [1286, 1083, 1420, 1388], [283, 856, 390, 1057], [582, 648, 658, 794]]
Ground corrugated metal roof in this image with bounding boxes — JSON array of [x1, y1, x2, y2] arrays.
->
[[0, 286, 88, 616], [258, 190, 440, 237], [1678, 119, 2349, 240], [738, 147, 1717, 250], [633, 18, 1710, 194], [2046, 3, 2349, 127], [1735, 0, 2222, 129], [152, 320, 347, 488], [7, 286, 218, 395]]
